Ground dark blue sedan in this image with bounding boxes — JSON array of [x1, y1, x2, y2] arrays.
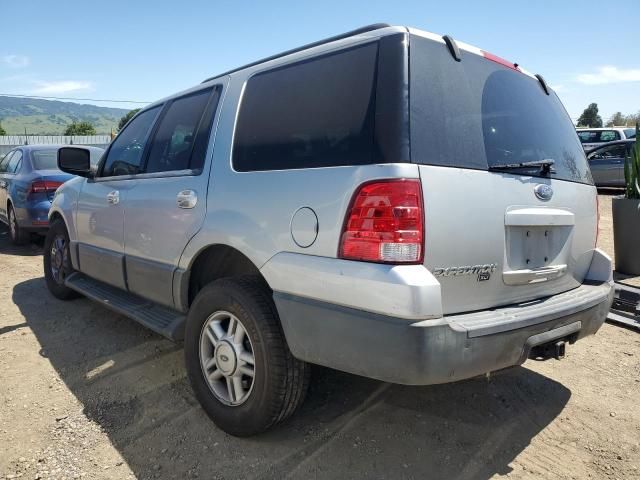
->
[[0, 145, 103, 244]]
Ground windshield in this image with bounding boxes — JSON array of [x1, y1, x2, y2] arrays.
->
[[410, 35, 593, 184], [577, 130, 621, 144]]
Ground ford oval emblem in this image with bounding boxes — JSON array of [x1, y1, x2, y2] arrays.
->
[[534, 184, 553, 201]]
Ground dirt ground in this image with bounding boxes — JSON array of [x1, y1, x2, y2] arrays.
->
[[0, 192, 639, 480]]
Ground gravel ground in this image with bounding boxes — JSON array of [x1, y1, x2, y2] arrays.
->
[[0, 191, 639, 480]]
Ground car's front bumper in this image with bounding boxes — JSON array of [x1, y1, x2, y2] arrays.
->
[[269, 249, 614, 385]]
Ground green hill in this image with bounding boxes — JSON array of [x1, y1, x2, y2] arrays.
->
[[0, 96, 131, 135]]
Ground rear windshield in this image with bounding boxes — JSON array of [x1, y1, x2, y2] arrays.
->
[[32, 148, 103, 171], [31, 150, 59, 170], [410, 35, 593, 184], [577, 130, 621, 143]]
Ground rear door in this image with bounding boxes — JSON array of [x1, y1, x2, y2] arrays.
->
[[121, 84, 223, 307], [75, 106, 161, 289], [587, 143, 626, 186], [409, 33, 597, 314]]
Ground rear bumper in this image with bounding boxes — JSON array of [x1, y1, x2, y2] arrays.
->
[[272, 249, 614, 385], [14, 199, 52, 232]]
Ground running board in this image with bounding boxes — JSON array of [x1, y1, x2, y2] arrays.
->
[[65, 272, 186, 341]]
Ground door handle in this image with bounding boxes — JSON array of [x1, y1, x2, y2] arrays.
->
[[107, 190, 120, 205], [177, 190, 197, 209]]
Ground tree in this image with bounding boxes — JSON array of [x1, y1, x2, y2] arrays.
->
[[0, 122, 6, 136], [606, 112, 626, 127], [117, 108, 140, 131], [64, 121, 96, 136], [577, 103, 603, 128]]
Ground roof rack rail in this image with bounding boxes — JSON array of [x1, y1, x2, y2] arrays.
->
[[201, 23, 392, 83]]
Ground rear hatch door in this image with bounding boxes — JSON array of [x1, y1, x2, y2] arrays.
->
[[409, 32, 597, 315]]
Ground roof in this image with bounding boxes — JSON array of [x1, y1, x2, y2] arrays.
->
[[576, 127, 633, 131]]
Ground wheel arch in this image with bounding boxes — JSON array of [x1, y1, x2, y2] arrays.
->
[[179, 243, 269, 311]]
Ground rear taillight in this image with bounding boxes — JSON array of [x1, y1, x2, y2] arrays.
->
[[339, 179, 424, 264], [29, 180, 63, 196]]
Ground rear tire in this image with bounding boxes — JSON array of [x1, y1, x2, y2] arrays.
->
[[8, 205, 29, 245], [184, 276, 310, 436], [44, 219, 80, 300]]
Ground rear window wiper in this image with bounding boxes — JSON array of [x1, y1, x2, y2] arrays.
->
[[488, 158, 555, 174]]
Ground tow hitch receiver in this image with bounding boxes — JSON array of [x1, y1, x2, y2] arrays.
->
[[529, 339, 568, 360]]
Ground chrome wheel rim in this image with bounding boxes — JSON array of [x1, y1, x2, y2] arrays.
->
[[199, 311, 255, 406], [50, 234, 69, 285]]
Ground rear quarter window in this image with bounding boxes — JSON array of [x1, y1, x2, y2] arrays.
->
[[232, 43, 379, 171], [410, 35, 593, 184]]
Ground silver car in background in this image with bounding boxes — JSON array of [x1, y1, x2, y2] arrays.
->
[[577, 127, 635, 151], [44, 24, 614, 436]]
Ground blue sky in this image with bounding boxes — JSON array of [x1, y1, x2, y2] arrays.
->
[[2, 0, 639, 122]]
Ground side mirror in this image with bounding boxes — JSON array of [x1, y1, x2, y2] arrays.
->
[[58, 147, 93, 178]]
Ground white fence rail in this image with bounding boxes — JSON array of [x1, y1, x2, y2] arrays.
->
[[0, 135, 112, 156]]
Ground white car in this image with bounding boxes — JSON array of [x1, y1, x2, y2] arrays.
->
[[576, 127, 636, 151]]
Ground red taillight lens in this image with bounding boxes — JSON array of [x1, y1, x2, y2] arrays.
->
[[29, 180, 63, 195], [482, 51, 520, 71], [339, 179, 424, 264]]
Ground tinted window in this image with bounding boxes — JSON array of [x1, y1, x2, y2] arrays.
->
[[102, 106, 160, 177], [577, 130, 621, 143], [31, 150, 59, 170], [145, 88, 215, 173], [624, 128, 635, 139], [410, 35, 592, 184], [7, 150, 22, 173], [233, 43, 379, 171], [589, 144, 626, 160]]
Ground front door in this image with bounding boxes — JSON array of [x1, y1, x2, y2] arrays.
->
[[75, 106, 162, 289], [587, 143, 626, 187], [122, 85, 222, 307]]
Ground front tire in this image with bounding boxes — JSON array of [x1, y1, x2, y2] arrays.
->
[[44, 219, 80, 300], [184, 276, 310, 436], [8, 205, 29, 245]]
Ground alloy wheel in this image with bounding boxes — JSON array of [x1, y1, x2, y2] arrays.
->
[[199, 311, 256, 406]]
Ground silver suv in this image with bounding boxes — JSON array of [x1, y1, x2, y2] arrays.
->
[[44, 24, 614, 436]]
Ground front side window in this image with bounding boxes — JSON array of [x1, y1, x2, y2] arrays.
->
[[233, 42, 379, 171], [102, 106, 161, 177], [624, 128, 636, 139], [589, 143, 626, 160], [145, 88, 215, 173]]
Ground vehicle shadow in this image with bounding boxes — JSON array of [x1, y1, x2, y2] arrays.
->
[[0, 223, 45, 257], [13, 277, 571, 480]]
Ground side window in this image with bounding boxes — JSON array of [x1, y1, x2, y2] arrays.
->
[[0, 151, 14, 173], [145, 88, 217, 173], [233, 42, 379, 171], [102, 106, 161, 177], [590, 144, 626, 160], [7, 150, 22, 173], [600, 131, 620, 142]]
